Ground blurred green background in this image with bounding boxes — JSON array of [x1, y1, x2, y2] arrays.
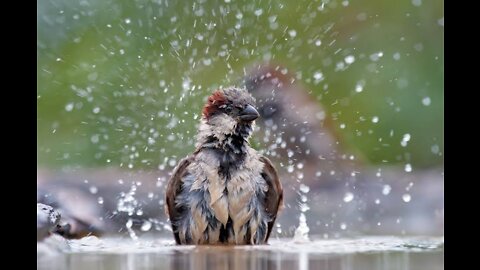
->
[[37, 0, 443, 170]]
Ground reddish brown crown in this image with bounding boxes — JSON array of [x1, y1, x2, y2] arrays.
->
[[202, 90, 227, 119]]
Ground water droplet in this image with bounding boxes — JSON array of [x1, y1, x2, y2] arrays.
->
[[438, 17, 444, 27], [369, 52, 383, 61], [355, 82, 364, 93], [126, 219, 133, 228], [422, 97, 431, 106], [431, 144, 440, 154], [382, 185, 391, 195], [87, 72, 98, 81], [89, 186, 98, 194], [411, 0, 422, 7], [148, 137, 155, 145], [91, 134, 100, 144], [343, 192, 354, 203], [202, 58, 212, 66], [125, 18, 131, 24], [406, 182, 414, 191], [405, 163, 412, 172], [315, 40, 322, 46], [344, 55, 355, 64], [372, 116, 379, 123], [414, 43, 424, 52], [288, 29, 297, 38], [313, 71, 324, 81], [141, 221, 152, 231], [65, 102, 74, 112], [299, 203, 310, 212], [299, 184, 310, 193], [402, 193, 412, 202], [400, 133, 411, 147]]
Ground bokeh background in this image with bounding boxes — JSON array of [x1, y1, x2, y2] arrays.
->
[[37, 0, 443, 237], [37, 0, 443, 169]]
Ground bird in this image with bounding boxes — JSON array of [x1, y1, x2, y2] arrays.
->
[[243, 63, 362, 190], [165, 87, 283, 245]]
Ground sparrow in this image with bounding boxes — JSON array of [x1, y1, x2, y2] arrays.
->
[[243, 63, 362, 190], [165, 87, 283, 245]]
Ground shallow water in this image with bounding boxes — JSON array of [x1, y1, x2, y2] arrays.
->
[[37, 236, 443, 270]]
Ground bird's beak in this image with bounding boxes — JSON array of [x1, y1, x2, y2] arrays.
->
[[239, 104, 259, 122]]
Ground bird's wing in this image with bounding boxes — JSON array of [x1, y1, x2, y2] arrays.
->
[[165, 155, 193, 244], [259, 155, 283, 242]]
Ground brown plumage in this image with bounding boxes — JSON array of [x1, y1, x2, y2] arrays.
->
[[165, 87, 283, 245]]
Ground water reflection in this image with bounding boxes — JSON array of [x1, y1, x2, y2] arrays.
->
[[38, 246, 443, 270]]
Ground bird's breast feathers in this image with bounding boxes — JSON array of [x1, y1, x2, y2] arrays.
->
[[179, 148, 268, 244]]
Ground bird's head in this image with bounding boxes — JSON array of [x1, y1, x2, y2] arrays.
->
[[202, 87, 259, 123], [243, 64, 295, 120], [199, 87, 259, 139]]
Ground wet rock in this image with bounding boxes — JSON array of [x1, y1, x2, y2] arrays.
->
[[37, 168, 167, 237], [38, 186, 106, 239], [37, 203, 61, 241]]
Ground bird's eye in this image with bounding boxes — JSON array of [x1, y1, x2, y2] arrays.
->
[[224, 106, 233, 113]]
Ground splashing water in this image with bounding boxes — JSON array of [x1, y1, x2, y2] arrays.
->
[[117, 183, 139, 216], [293, 213, 310, 243], [343, 192, 354, 203], [125, 219, 138, 240], [36, 0, 444, 250]]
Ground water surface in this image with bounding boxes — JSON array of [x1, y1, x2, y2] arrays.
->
[[37, 236, 443, 270]]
